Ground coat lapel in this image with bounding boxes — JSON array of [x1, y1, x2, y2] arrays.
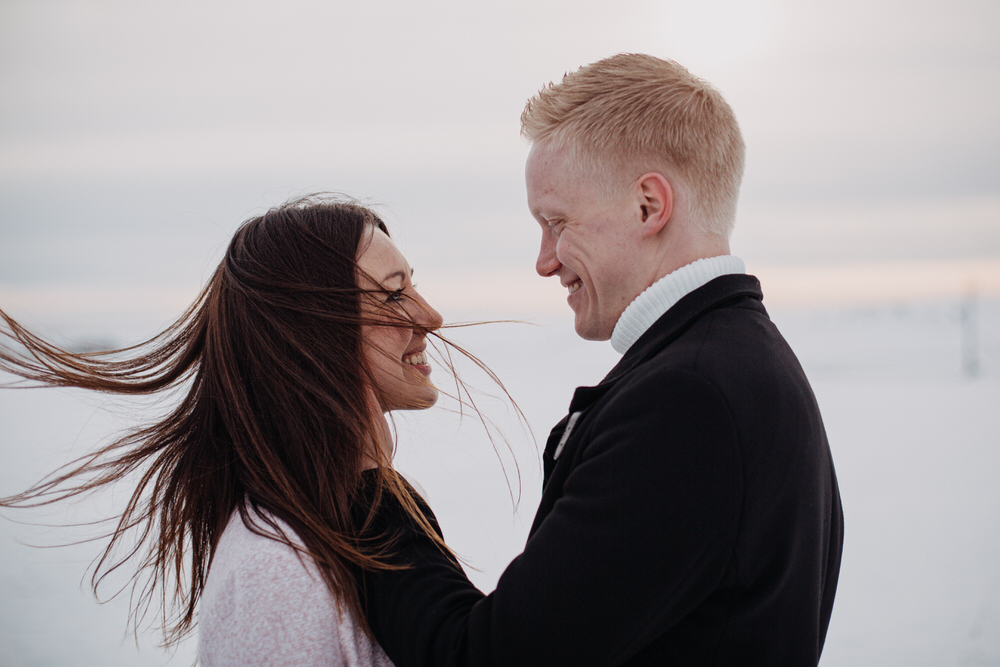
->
[[541, 274, 763, 486]]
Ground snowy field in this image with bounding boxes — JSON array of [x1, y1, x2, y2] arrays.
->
[[1, 296, 998, 666]]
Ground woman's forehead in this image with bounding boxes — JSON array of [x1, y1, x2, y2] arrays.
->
[[358, 226, 410, 283]]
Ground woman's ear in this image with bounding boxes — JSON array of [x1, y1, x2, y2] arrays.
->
[[635, 172, 673, 238]]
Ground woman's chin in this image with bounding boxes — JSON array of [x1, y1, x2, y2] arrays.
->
[[411, 388, 439, 410], [387, 388, 439, 412]]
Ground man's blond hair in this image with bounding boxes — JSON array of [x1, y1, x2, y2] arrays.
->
[[521, 53, 745, 237]]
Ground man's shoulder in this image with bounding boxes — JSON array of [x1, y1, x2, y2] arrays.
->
[[632, 292, 777, 371], [604, 293, 805, 415], [611, 274, 767, 369]]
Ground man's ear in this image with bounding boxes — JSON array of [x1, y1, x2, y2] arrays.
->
[[635, 172, 673, 239]]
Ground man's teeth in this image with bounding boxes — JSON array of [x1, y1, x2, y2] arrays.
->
[[568, 282, 581, 294], [403, 350, 427, 366]]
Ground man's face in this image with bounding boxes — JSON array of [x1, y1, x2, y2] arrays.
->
[[526, 142, 639, 341]]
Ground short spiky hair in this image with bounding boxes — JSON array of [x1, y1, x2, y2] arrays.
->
[[521, 53, 745, 237]]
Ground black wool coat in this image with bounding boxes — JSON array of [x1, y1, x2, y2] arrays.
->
[[357, 274, 845, 667]]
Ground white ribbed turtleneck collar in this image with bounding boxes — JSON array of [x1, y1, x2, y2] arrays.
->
[[610, 255, 745, 354]]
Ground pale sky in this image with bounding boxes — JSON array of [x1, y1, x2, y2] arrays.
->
[[1, 0, 998, 327]]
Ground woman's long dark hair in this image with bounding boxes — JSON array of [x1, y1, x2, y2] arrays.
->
[[0, 194, 461, 644]]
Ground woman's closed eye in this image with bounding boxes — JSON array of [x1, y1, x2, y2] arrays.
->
[[386, 280, 419, 303]]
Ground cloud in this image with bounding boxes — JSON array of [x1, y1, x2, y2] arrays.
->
[[1, 0, 998, 307]]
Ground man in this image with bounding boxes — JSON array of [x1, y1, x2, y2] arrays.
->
[[355, 53, 844, 666]]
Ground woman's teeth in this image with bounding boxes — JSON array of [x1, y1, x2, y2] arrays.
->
[[403, 350, 427, 366], [568, 282, 581, 294]]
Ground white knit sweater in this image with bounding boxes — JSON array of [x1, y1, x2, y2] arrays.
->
[[198, 509, 394, 667], [611, 255, 746, 354]]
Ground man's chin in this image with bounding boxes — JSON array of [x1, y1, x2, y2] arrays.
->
[[573, 315, 613, 342]]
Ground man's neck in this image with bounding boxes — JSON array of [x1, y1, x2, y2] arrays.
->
[[611, 255, 745, 354]]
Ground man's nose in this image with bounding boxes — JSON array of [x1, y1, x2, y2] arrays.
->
[[536, 231, 561, 277]]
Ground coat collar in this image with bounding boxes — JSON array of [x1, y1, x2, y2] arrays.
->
[[611, 255, 746, 354], [566, 274, 764, 414]]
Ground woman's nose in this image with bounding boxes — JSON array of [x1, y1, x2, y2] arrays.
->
[[410, 292, 443, 332]]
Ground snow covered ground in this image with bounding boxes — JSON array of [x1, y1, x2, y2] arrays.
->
[[1, 296, 998, 666]]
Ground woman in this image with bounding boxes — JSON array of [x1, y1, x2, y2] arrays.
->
[[0, 195, 458, 666]]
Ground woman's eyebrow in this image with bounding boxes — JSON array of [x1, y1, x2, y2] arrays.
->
[[380, 268, 414, 283]]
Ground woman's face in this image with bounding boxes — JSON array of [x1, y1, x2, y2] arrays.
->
[[357, 226, 444, 413]]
